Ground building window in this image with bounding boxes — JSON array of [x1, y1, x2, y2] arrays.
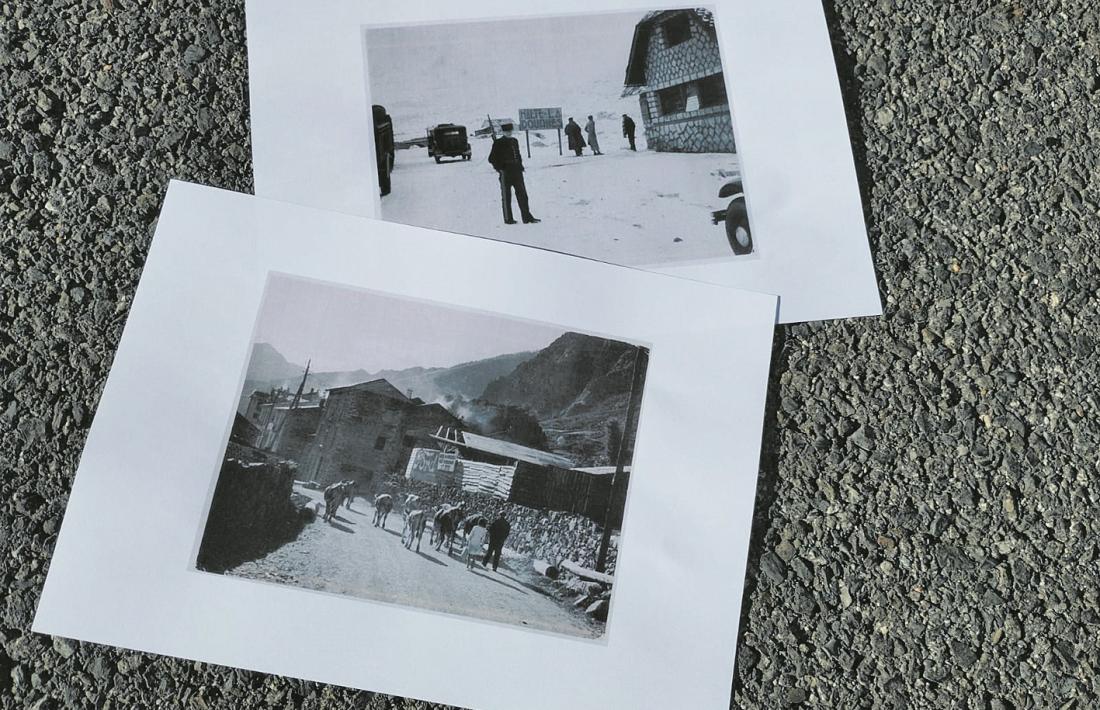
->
[[698, 73, 728, 108], [658, 84, 687, 115], [663, 14, 691, 47], [374, 436, 387, 450]]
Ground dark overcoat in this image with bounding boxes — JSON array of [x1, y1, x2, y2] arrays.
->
[[564, 121, 586, 151]]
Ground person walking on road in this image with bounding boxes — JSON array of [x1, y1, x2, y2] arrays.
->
[[465, 517, 489, 570], [482, 514, 511, 572], [564, 117, 586, 157], [585, 115, 602, 155], [622, 114, 636, 151], [487, 122, 541, 225]]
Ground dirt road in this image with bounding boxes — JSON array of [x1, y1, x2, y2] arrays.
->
[[228, 487, 601, 639]]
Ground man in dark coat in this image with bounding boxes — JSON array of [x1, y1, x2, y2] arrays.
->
[[482, 514, 511, 571], [622, 114, 636, 151], [487, 122, 540, 224], [564, 117, 585, 156]]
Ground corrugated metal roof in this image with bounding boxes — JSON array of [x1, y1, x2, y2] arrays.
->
[[432, 430, 575, 469], [570, 465, 632, 476]]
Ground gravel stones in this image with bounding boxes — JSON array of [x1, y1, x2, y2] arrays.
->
[[2, 0, 1099, 708]]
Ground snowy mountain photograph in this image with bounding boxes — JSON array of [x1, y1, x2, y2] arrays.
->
[[365, 7, 755, 268]]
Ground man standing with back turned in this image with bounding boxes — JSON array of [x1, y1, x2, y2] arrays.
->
[[622, 113, 637, 151], [488, 122, 540, 225]]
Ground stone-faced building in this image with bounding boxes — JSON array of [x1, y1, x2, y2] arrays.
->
[[261, 403, 322, 463], [298, 379, 462, 488], [622, 9, 736, 153], [243, 387, 324, 463], [244, 387, 322, 433]]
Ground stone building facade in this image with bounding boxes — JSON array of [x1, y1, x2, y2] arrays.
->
[[622, 9, 736, 153], [263, 405, 322, 463], [243, 387, 323, 463], [298, 379, 461, 488]]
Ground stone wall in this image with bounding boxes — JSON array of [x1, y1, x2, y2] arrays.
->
[[637, 10, 736, 153], [642, 11, 724, 93], [299, 389, 407, 488], [384, 474, 619, 575], [196, 458, 308, 572], [270, 406, 321, 464], [639, 100, 737, 153]]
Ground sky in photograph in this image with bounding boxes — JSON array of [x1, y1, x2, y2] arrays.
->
[[251, 274, 566, 373], [366, 10, 649, 140]]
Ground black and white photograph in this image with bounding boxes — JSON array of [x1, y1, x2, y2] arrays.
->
[[366, 7, 754, 267], [196, 273, 648, 639]]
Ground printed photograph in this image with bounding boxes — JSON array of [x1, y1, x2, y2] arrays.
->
[[196, 274, 649, 639], [366, 7, 754, 268]]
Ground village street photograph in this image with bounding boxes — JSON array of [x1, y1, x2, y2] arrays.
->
[[366, 7, 755, 268], [195, 274, 648, 639]]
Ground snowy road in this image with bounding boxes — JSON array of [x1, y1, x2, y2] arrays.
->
[[381, 136, 744, 268], [228, 487, 600, 638]]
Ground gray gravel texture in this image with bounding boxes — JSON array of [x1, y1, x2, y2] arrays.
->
[[2, 0, 1098, 707]]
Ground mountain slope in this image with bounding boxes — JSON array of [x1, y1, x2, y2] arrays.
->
[[481, 332, 645, 464], [245, 343, 306, 383], [481, 332, 639, 417], [240, 345, 535, 407]]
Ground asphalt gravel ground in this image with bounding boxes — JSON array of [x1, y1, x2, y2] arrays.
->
[[2, 0, 1098, 708]]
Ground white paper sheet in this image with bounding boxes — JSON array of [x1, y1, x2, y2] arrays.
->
[[245, 0, 881, 323], [34, 181, 777, 710]]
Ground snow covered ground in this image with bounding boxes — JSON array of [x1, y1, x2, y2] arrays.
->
[[381, 136, 745, 268]]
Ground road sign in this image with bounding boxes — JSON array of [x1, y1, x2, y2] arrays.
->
[[518, 108, 564, 156], [517, 107, 563, 131]]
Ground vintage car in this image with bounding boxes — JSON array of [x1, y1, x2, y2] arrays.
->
[[711, 177, 753, 255], [426, 123, 471, 163], [372, 104, 395, 196]]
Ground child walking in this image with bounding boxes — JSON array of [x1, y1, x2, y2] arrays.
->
[[465, 517, 488, 570]]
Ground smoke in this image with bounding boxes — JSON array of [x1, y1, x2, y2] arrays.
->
[[436, 394, 498, 434]]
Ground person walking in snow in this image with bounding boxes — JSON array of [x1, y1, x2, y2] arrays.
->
[[487, 122, 540, 225], [622, 114, 636, 151], [585, 115, 602, 155], [564, 117, 585, 157]]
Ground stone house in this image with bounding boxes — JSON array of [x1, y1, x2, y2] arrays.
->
[[298, 379, 461, 488], [622, 8, 736, 153], [244, 387, 323, 463], [260, 403, 322, 463]]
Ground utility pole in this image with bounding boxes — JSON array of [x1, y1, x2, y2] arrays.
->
[[268, 358, 309, 451], [596, 347, 648, 572]]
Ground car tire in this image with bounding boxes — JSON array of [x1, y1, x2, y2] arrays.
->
[[378, 155, 392, 196], [724, 198, 753, 255]]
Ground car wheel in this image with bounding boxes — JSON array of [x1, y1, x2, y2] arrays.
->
[[378, 156, 392, 196], [724, 198, 753, 255]]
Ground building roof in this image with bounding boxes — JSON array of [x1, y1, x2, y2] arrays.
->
[[622, 8, 717, 95], [431, 430, 575, 469], [273, 403, 322, 412], [326, 379, 411, 403], [415, 402, 459, 417], [571, 465, 633, 476]]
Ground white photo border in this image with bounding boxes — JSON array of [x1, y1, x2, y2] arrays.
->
[[34, 181, 777, 710], [245, 0, 882, 323]]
